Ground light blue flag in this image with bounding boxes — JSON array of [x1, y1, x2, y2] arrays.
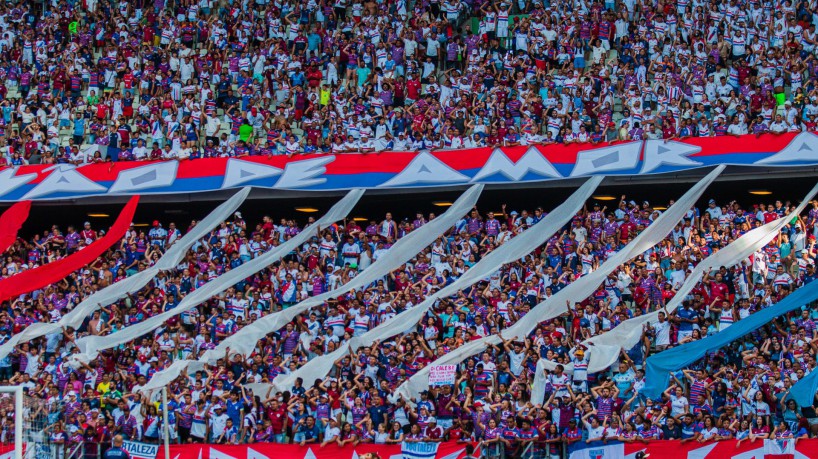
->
[[642, 281, 818, 399], [787, 366, 818, 408]]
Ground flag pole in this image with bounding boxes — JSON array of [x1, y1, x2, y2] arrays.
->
[[162, 388, 170, 459]]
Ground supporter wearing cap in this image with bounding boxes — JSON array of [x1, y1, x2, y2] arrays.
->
[[209, 405, 230, 443], [320, 417, 341, 447], [115, 403, 138, 441], [422, 417, 444, 442], [564, 418, 582, 446]]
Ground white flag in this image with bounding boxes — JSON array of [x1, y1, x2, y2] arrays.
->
[[764, 438, 796, 458], [568, 443, 625, 459], [401, 442, 440, 459]]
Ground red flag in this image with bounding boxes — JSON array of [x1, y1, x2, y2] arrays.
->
[[0, 201, 31, 254], [0, 196, 139, 303]]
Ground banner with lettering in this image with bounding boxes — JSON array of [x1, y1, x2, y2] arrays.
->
[[8, 438, 804, 459], [123, 441, 160, 459], [428, 365, 457, 386], [155, 441, 471, 459], [569, 442, 624, 459], [2, 133, 818, 201], [401, 441, 441, 459], [2, 438, 817, 459]]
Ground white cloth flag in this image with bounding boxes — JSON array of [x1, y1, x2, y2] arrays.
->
[[568, 443, 624, 459], [0, 187, 252, 362], [530, 180, 818, 397], [211, 184, 482, 358], [273, 177, 604, 394], [70, 189, 364, 365], [136, 184, 484, 393], [395, 166, 724, 402], [763, 438, 796, 456]]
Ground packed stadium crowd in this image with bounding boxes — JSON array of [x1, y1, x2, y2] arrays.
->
[[3, 0, 818, 164], [0, 191, 817, 458], [1, 0, 818, 456]]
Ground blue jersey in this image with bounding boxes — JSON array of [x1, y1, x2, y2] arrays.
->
[[677, 307, 697, 331]]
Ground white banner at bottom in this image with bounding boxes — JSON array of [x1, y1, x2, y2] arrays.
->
[[401, 442, 441, 459], [123, 441, 160, 459], [764, 438, 796, 458], [569, 443, 625, 459]]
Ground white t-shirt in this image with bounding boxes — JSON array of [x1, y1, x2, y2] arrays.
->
[[507, 349, 525, 376], [670, 394, 689, 417], [324, 425, 340, 442], [584, 423, 606, 439], [426, 38, 440, 57], [669, 269, 686, 289], [654, 320, 671, 347], [341, 242, 360, 264], [572, 226, 588, 243], [209, 413, 229, 438]]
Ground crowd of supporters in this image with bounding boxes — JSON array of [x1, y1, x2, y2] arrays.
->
[[0, 0, 818, 455], [0, 192, 816, 458], [3, 0, 818, 164]]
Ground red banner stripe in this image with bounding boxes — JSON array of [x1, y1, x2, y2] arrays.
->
[[0, 201, 31, 253], [0, 196, 139, 303]]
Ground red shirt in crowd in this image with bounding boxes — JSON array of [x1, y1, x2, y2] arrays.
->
[[266, 405, 288, 434]]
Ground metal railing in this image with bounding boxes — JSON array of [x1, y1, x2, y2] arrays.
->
[[24, 440, 110, 459], [65, 443, 84, 459], [479, 441, 504, 459], [478, 439, 564, 459], [31, 438, 566, 459]]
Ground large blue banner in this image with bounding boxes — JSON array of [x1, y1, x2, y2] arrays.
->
[[642, 281, 818, 399]]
